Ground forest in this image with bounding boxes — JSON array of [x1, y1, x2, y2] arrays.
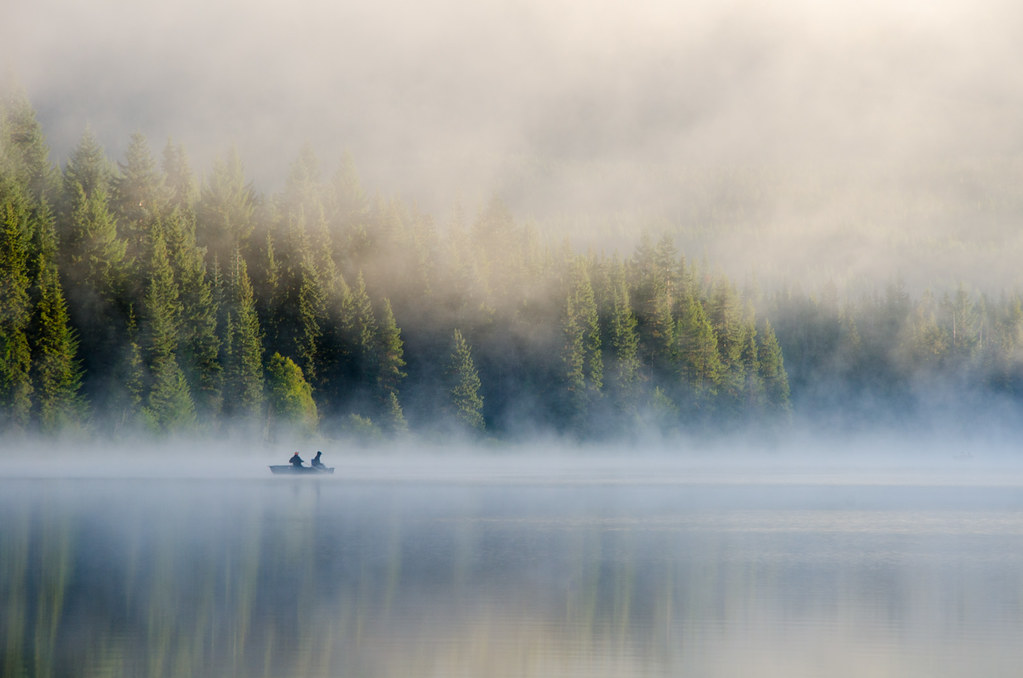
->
[[2, 88, 1022, 443]]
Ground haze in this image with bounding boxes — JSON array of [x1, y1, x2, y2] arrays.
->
[[7, 0, 1023, 290]]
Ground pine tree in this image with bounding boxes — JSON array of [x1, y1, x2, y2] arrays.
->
[[0, 170, 35, 428], [221, 250, 264, 423], [706, 278, 745, 403], [343, 271, 378, 386], [112, 132, 166, 267], [295, 255, 326, 384], [375, 298, 406, 400], [165, 207, 222, 424], [675, 292, 723, 398], [447, 328, 485, 432], [606, 261, 641, 409], [162, 141, 199, 214], [198, 148, 255, 263], [139, 225, 195, 431], [757, 319, 790, 414], [385, 390, 408, 435], [560, 260, 602, 428], [739, 324, 763, 410], [30, 202, 86, 431], [60, 132, 128, 410], [0, 89, 59, 204]]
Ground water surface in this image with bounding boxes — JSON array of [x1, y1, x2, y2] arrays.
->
[[3, 456, 1022, 677]]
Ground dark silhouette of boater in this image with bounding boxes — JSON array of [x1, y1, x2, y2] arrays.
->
[[311, 451, 325, 469], [289, 452, 304, 468]]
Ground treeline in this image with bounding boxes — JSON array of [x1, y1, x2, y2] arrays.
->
[[767, 281, 1023, 432], [0, 92, 792, 440]]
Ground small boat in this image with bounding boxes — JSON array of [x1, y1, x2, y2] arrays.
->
[[269, 465, 335, 475]]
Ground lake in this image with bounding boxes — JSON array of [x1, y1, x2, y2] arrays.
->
[[3, 454, 1023, 677]]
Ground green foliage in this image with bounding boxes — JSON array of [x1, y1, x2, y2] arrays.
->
[[0, 170, 35, 429], [34, 93, 1023, 440], [447, 328, 484, 432], [265, 352, 317, 436], [31, 211, 86, 431], [560, 259, 602, 429], [220, 250, 264, 422], [198, 149, 255, 262]]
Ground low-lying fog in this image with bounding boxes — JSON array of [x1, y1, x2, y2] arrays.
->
[[4, 436, 1023, 678], [4, 433, 1023, 485]]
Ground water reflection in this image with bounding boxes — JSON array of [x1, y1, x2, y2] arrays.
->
[[3, 475, 1023, 677]]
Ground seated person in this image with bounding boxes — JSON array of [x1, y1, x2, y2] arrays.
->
[[311, 451, 325, 468], [289, 452, 304, 468]]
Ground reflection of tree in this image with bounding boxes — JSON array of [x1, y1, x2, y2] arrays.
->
[[8, 481, 1016, 677]]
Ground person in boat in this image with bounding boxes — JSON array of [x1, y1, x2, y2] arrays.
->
[[311, 451, 325, 469], [289, 451, 304, 468]]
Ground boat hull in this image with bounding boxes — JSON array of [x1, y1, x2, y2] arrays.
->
[[268, 465, 334, 475]]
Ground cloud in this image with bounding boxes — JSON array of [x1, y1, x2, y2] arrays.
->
[[10, 0, 1023, 289]]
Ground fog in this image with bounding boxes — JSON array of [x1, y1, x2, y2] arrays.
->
[[4, 443, 1023, 677], [8, 0, 1023, 289]]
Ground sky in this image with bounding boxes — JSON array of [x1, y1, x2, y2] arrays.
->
[[6, 0, 1023, 290]]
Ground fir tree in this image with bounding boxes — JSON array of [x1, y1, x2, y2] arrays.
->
[[139, 225, 195, 431], [560, 260, 602, 428], [0, 171, 35, 428], [165, 207, 222, 423], [60, 132, 128, 410], [675, 291, 723, 402], [607, 261, 641, 409], [30, 203, 86, 431], [198, 148, 255, 263], [295, 255, 326, 384], [447, 328, 484, 432], [112, 132, 166, 267], [221, 250, 264, 423], [162, 141, 199, 214], [757, 319, 790, 414], [0, 89, 58, 204]]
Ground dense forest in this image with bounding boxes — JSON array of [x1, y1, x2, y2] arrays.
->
[[2, 89, 1023, 443]]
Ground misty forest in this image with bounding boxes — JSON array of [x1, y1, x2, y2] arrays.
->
[[2, 88, 1023, 443]]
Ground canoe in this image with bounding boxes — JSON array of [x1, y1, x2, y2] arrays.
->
[[269, 465, 335, 475]]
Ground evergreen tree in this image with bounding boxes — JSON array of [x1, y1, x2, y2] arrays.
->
[[343, 271, 378, 387], [112, 133, 166, 267], [447, 328, 484, 432], [30, 202, 86, 431], [220, 250, 264, 423], [162, 141, 199, 214], [375, 298, 406, 397], [739, 324, 763, 410], [117, 310, 148, 431], [707, 278, 746, 403], [0, 89, 58, 204], [0, 170, 35, 428], [385, 390, 408, 435], [165, 207, 222, 424], [198, 148, 255, 263], [560, 260, 602, 428], [675, 292, 723, 399], [60, 132, 128, 409], [757, 319, 790, 414], [295, 255, 327, 384], [265, 352, 317, 437], [139, 225, 195, 431], [606, 261, 641, 409]]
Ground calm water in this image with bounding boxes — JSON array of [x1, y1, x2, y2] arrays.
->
[[3, 457, 1023, 677]]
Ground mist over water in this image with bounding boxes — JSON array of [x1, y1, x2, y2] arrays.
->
[[3, 450, 1023, 678], [7, 1, 1023, 672]]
